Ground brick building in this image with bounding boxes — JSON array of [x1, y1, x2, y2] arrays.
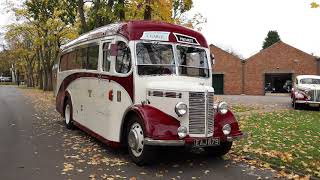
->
[[210, 41, 320, 95]]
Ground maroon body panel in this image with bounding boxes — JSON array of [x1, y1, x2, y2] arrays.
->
[[129, 105, 181, 140], [127, 105, 242, 143], [56, 72, 133, 115]]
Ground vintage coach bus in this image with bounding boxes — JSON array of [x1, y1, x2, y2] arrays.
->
[[55, 21, 244, 165]]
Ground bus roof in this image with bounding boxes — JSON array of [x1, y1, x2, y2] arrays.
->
[[61, 21, 208, 50]]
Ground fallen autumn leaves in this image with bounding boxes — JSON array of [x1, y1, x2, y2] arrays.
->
[[20, 87, 319, 179], [232, 110, 320, 179]]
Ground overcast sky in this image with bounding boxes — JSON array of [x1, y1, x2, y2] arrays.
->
[[1, 0, 320, 58], [189, 0, 320, 58]]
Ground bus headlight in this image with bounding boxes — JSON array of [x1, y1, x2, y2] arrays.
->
[[175, 102, 187, 117], [218, 102, 228, 115], [222, 124, 231, 135]]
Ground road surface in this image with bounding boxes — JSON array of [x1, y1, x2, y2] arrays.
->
[[0, 86, 279, 180]]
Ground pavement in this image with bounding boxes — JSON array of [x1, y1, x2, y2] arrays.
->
[[0, 86, 281, 180]]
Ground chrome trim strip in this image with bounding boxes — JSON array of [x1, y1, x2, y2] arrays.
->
[[295, 100, 320, 104], [143, 138, 185, 146], [226, 133, 247, 142]]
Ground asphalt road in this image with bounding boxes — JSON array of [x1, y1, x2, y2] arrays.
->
[[0, 86, 279, 180]]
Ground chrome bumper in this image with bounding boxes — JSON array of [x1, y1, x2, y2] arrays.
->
[[295, 100, 320, 105], [144, 133, 247, 146], [226, 133, 247, 142], [144, 138, 185, 146]]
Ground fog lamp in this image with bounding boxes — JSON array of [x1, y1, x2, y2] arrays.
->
[[175, 102, 187, 116], [222, 124, 231, 135], [177, 126, 187, 138]]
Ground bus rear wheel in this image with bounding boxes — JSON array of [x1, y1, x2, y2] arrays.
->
[[64, 99, 74, 129], [126, 116, 155, 165]]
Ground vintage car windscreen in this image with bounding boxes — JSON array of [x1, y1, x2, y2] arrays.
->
[[300, 78, 320, 84], [136, 42, 175, 75], [176, 45, 209, 78]]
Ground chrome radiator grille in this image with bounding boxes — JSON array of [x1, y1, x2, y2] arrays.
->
[[189, 92, 214, 135], [308, 90, 320, 102]]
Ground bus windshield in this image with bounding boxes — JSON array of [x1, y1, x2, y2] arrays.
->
[[176, 45, 209, 78], [136, 42, 175, 75], [136, 42, 210, 78]]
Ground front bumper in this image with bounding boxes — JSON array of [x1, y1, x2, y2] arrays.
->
[[295, 100, 320, 106], [144, 133, 247, 146]]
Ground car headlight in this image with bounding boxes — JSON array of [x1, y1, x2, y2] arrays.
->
[[175, 102, 187, 116], [222, 124, 231, 135], [218, 102, 228, 115]]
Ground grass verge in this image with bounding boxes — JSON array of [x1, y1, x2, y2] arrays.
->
[[232, 110, 320, 178]]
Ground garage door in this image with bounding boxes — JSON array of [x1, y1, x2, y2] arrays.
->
[[212, 74, 224, 94], [265, 73, 292, 93]]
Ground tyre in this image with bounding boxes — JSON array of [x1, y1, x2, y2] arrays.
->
[[126, 115, 155, 165], [204, 141, 233, 157], [293, 99, 300, 110], [64, 99, 74, 129]]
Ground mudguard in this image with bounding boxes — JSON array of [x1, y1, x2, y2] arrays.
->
[[129, 105, 181, 140], [213, 110, 243, 141]]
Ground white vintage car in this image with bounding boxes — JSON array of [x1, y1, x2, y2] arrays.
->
[[291, 75, 320, 109]]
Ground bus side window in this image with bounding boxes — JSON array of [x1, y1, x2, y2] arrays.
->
[[60, 53, 69, 71], [103, 43, 111, 72], [87, 45, 99, 70], [115, 41, 131, 74], [77, 47, 87, 69], [67, 51, 79, 70]]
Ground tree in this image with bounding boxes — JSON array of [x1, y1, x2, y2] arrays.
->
[[311, 2, 320, 8], [5, 23, 38, 87], [13, 0, 79, 90], [262, 30, 281, 49]]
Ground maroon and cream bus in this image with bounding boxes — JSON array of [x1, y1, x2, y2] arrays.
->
[[54, 21, 244, 165]]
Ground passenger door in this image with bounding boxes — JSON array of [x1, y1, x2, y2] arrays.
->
[[90, 41, 114, 138]]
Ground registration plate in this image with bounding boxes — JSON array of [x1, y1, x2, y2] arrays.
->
[[193, 138, 220, 147]]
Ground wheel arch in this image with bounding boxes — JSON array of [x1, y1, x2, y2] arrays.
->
[[120, 108, 143, 145], [62, 90, 72, 117]]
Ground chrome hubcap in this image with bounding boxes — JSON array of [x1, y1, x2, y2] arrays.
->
[[65, 104, 70, 124], [128, 122, 144, 157]]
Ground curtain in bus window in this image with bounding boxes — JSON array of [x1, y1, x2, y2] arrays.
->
[[103, 43, 111, 72], [60, 53, 69, 71], [115, 42, 131, 74], [76, 48, 87, 69], [87, 45, 99, 70]]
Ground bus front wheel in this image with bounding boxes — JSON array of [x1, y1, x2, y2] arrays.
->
[[126, 116, 155, 165], [203, 141, 232, 157], [64, 99, 74, 129]]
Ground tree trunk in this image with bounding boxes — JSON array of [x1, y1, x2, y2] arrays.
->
[[144, 0, 152, 20], [94, 0, 102, 28], [39, 69, 43, 89], [118, 0, 125, 21], [47, 68, 53, 91], [43, 68, 48, 91], [78, 0, 88, 34]]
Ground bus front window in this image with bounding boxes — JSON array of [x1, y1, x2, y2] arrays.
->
[[177, 45, 209, 78], [136, 42, 175, 75]]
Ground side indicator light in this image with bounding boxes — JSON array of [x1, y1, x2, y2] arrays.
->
[[108, 90, 113, 101]]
